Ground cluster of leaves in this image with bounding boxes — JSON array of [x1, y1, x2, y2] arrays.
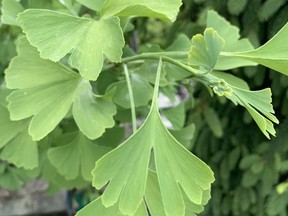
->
[[163, 0, 288, 215], [0, 0, 288, 215]]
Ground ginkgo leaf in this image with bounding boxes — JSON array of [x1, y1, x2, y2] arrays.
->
[[76, 0, 105, 11], [76, 197, 148, 216], [48, 132, 112, 181], [5, 38, 116, 140], [73, 81, 116, 140], [92, 59, 214, 216], [1, 0, 24, 26], [188, 28, 225, 73], [207, 10, 257, 70], [107, 73, 153, 108], [100, 0, 182, 22], [17, 9, 125, 80], [0, 104, 38, 169], [208, 73, 278, 138], [162, 102, 186, 129], [231, 88, 278, 139], [226, 22, 288, 76], [145, 171, 209, 216]]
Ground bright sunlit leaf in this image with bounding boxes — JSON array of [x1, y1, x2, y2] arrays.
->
[[188, 28, 225, 73], [92, 59, 214, 216], [5, 38, 116, 140], [18, 9, 124, 80], [100, 0, 182, 22]]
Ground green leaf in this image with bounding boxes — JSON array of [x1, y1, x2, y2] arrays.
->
[[1, 0, 24, 26], [208, 73, 278, 139], [0, 104, 38, 169], [226, 22, 288, 76], [48, 132, 112, 181], [73, 81, 116, 139], [145, 171, 208, 216], [162, 103, 186, 129], [92, 60, 214, 216], [5, 38, 116, 140], [108, 73, 153, 108], [100, 0, 182, 22], [207, 10, 256, 70], [76, 0, 105, 11], [5, 38, 81, 140], [188, 28, 225, 73], [76, 198, 148, 216], [170, 124, 195, 149], [17, 9, 124, 80], [231, 88, 279, 138]]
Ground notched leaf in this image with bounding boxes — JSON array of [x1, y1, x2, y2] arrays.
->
[[5, 38, 116, 140], [0, 104, 38, 170], [188, 28, 225, 73], [48, 132, 112, 181], [17, 9, 125, 80], [91, 60, 214, 216], [223, 21, 288, 76]]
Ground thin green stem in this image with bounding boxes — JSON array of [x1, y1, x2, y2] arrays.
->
[[123, 64, 137, 133], [150, 58, 163, 112], [121, 53, 202, 76]]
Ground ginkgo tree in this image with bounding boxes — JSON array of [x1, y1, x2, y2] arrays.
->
[[1, 0, 288, 215]]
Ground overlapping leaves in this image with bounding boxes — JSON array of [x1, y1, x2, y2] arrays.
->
[[99, 0, 182, 22], [216, 12, 288, 76], [207, 10, 256, 70], [5, 38, 116, 140], [90, 60, 214, 216], [212, 72, 278, 138], [17, 9, 124, 80], [0, 104, 38, 169], [48, 131, 112, 181]]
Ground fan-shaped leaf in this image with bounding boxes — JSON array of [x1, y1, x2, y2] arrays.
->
[[73, 82, 116, 139], [145, 171, 209, 216], [76, 197, 148, 216], [100, 0, 182, 22], [205, 73, 278, 138], [207, 10, 256, 70], [188, 28, 225, 73], [17, 9, 124, 80], [92, 60, 214, 216], [48, 132, 112, 181], [225, 22, 288, 76], [5, 38, 116, 140], [108, 73, 153, 108]]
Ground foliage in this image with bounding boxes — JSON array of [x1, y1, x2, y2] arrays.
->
[[0, 0, 288, 215]]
